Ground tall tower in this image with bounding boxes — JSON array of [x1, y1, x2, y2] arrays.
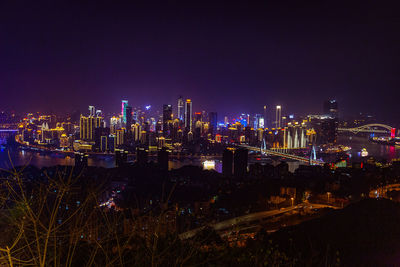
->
[[263, 105, 267, 128], [80, 105, 103, 141], [185, 99, 192, 131], [275, 105, 282, 128], [88, 106, 95, 117], [209, 112, 218, 135], [323, 100, 338, 118], [177, 96, 184, 121], [162, 104, 173, 136], [121, 100, 128, 123]]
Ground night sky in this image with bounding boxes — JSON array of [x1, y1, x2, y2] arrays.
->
[[1, 1, 400, 121]]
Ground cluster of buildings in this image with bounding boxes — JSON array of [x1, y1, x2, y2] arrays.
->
[[15, 98, 340, 155]]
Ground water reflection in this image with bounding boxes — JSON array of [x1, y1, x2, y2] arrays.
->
[[1, 135, 399, 173], [338, 135, 400, 161]]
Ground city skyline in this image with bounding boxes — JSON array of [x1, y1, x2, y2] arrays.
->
[[1, 1, 400, 120], [2, 2, 400, 266]]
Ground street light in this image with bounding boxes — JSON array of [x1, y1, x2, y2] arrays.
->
[[291, 197, 294, 207]]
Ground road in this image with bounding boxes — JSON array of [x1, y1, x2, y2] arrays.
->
[[179, 203, 338, 239]]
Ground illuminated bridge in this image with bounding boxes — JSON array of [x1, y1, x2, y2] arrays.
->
[[338, 124, 395, 136], [240, 144, 324, 166]]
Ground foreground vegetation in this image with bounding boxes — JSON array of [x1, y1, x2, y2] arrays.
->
[[0, 164, 399, 266]]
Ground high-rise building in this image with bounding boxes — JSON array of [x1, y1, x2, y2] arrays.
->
[[108, 134, 116, 152], [95, 126, 109, 150], [131, 123, 141, 141], [263, 105, 267, 128], [121, 100, 128, 123], [80, 115, 103, 141], [209, 112, 217, 135], [163, 104, 173, 136], [201, 110, 208, 123], [88, 106, 95, 117], [126, 106, 133, 128], [275, 105, 282, 128], [234, 148, 248, 178], [177, 96, 184, 121], [157, 136, 166, 148], [194, 112, 202, 122], [96, 109, 102, 118], [185, 99, 192, 131], [320, 118, 338, 144], [100, 136, 108, 152], [116, 128, 125, 146], [253, 114, 264, 129], [323, 100, 338, 118], [224, 116, 229, 126], [308, 115, 338, 145], [110, 116, 121, 134], [80, 105, 101, 141]]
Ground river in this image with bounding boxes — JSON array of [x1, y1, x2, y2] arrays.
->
[[0, 135, 399, 172], [0, 146, 223, 172], [337, 135, 400, 161]]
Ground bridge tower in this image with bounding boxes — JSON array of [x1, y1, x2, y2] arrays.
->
[[391, 128, 396, 139], [300, 129, 306, 148], [309, 145, 317, 165], [294, 130, 299, 149], [260, 138, 267, 155]]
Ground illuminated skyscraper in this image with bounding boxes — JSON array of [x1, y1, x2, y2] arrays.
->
[[100, 136, 107, 152], [110, 116, 120, 134], [80, 106, 103, 141], [116, 129, 125, 146], [88, 106, 95, 117], [162, 104, 173, 136], [96, 109, 102, 118], [224, 116, 229, 126], [177, 96, 184, 121], [275, 105, 282, 128], [80, 116, 103, 141], [254, 114, 264, 129], [108, 135, 116, 152], [264, 105, 267, 128], [185, 99, 192, 131], [80, 116, 92, 140], [323, 100, 338, 118], [209, 112, 217, 135], [121, 100, 128, 123], [131, 123, 141, 141], [194, 112, 202, 122]]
